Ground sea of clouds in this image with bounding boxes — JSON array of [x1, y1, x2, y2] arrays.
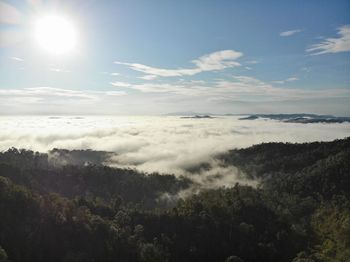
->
[[0, 115, 349, 190]]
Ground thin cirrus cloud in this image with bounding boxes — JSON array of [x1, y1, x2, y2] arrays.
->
[[215, 76, 347, 101], [272, 77, 299, 84], [0, 87, 98, 101], [0, 86, 127, 106], [110, 75, 348, 102], [110, 81, 132, 88], [307, 25, 350, 55], [280, 29, 302, 37], [1, 83, 348, 115], [10, 56, 24, 62], [115, 50, 243, 78], [138, 75, 158, 81]]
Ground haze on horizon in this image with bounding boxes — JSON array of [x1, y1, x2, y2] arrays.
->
[[0, 0, 350, 116]]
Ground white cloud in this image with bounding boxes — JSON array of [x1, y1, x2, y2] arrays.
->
[[116, 82, 199, 95], [4, 87, 98, 100], [138, 75, 158, 80], [307, 25, 350, 54], [115, 62, 201, 77], [110, 81, 132, 87], [110, 72, 120, 76], [105, 91, 127, 96], [191, 50, 242, 70], [10, 56, 24, 62], [49, 68, 71, 73], [272, 76, 299, 84], [0, 2, 21, 24], [280, 29, 302, 37], [115, 50, 243, 77]]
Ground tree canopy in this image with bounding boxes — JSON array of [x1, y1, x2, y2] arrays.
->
[[0, 138, 349, 261]]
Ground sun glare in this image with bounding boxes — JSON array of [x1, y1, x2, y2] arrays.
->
[[34, 15, 77, 55]]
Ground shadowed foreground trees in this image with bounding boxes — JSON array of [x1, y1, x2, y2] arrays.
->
[[0, 138, 349, 261]]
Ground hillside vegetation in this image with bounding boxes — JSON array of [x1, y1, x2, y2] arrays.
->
[[0, 138, 349, 262]]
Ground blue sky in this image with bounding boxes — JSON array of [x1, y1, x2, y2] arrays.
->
[[0, 0, 350, 115]]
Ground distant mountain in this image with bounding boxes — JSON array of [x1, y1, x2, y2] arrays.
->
[[239, 113, 350, 123], [180, 115, 215, 119], [163, 111, 214, 116]]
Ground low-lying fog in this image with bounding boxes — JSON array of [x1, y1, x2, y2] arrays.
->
[[1, 115, 349, 189]]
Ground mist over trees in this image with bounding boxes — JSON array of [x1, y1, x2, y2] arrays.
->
[[0, 138, 349, 262]]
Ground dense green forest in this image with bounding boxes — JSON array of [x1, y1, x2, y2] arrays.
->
[[0, 138, 349, 262]]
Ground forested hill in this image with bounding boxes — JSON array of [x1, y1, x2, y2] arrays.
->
[[221, 138, 350, 177], [0, 138, 349, 262], [220, 138, 350, 199]]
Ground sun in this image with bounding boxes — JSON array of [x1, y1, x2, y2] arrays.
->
[[34, 15, 78, 55]]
